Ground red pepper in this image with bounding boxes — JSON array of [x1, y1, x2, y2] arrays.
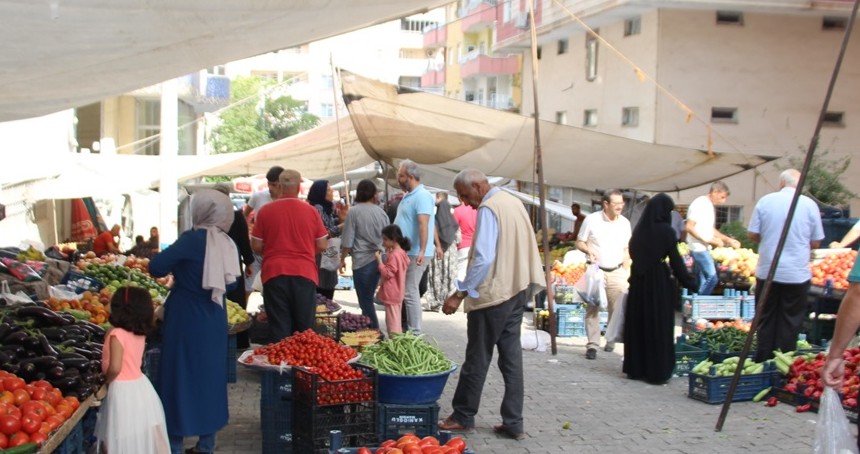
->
[[796, 403, 812, 413], [766, 397, 778, 407]]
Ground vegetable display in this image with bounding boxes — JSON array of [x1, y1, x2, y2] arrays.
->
[[359, 332, 451, 376], [338, 312, 372, 332], [690, 356, 768, 376], [687, 326, 756, 353], [356, 434, 468, 454]]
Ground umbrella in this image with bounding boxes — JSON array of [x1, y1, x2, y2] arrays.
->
[[70, 199, 97, 242]]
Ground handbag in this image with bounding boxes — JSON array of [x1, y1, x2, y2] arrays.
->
[[320, 237, 342, 272]]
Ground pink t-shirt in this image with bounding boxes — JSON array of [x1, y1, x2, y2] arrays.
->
[[453, 204, 477, 250], [101, 328, 145, 381], [376, 248, 410, 305]]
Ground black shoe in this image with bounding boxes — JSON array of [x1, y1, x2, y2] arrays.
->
[[186, 448, 212, 454], [586, 348, 597, 360], [604, 344, 615, 353]]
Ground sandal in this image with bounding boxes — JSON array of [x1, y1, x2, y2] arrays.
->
[[437, 416, 473, 432], [493, 424, 526, 440]]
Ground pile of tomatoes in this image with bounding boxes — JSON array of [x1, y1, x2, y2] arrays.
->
[[356, 434, 467, 454], [0, 371, 80, 449], [253, 329, 356, 367], [811, 250, 858, 290]]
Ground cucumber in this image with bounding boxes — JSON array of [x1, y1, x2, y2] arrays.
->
[[753, 386, 772, 402], [2, 442, 39, 454]]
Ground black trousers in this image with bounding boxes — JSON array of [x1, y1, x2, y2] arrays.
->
[[262, 275, 317, 341], [450, 290, 527, 432], [754, 280, 810, 362]]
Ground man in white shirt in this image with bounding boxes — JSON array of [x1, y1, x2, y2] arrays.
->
[[685, 181, 740, 296], [576, 190, 632, 359], [242, 166, 283, 299]]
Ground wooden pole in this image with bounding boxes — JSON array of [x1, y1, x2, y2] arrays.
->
[[526, 1, 557, 355], [715, 0, 860, 431], [330, 56, 351, 206]]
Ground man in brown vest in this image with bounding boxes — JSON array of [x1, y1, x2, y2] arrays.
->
[[437, 169, 545, 440]]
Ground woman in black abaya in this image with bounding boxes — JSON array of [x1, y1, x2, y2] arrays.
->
[[623, 193, 697, 384]]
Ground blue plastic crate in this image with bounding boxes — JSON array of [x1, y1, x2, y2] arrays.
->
[[292, 400, 376, 453], [61, 270, 104, 294], [227, 334, 237, 384], [55, 419, 84, 454], [336, 275, 353, 290], [262, 398, 293, 454], [682, 294, 741, 320], [261, 370, 293, 404], [143, 347, 161, 392], [687, 363, 776, 404], [377, 402, 439, 442], [81, 407, 99, 450], [740, 295, 756, 321], [556, 305, 586, 337]]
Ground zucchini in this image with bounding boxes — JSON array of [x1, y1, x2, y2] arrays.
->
[[753, 386, 772, 402]]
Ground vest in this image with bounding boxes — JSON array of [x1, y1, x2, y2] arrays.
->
[[465, 191, 546, 312]]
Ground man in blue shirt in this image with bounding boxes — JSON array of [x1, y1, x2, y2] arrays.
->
[[748, 169, 824, 361], [393, 160, 436, 335]]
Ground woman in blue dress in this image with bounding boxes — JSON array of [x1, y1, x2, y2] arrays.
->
[[149, 189, 241, 454]]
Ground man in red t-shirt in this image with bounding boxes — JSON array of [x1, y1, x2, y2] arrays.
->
[[251, 169, 328, 340], [92, 224, 121, 256]]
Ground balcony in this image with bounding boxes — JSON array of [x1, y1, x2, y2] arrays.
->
[[421, 69, 446, 88], [192, 74, 230, 113], [459, 53, 519, 79], [423, 24, 447, 49], [461, 1, 497, 33]]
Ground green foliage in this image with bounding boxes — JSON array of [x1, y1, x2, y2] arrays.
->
[[781, 149, 856, 208], [719, 221, 757, 252], [209, 76, 319, 155]]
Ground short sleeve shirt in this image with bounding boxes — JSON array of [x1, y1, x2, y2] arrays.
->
[[394, 184, 436, 257], [577, 211, 631, 268], [686, 195, 715, 253], [92, 230, 116, 256], [748, 188, 824, 283], [247, 190, 273, 220], [453, 204, 477, 249], [251, 197, 328, 285]]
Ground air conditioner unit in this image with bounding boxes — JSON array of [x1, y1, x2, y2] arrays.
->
[[516, 13, 531, 30]]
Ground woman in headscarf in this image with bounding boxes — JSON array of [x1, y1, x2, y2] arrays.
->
[[149, 189, 240, 454], [623, 193, 696, 385], [307, 180, 343, 300], [423, 192, 460, 312]]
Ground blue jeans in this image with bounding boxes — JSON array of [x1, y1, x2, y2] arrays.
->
[[352, 261, 381, 329], [691, 250, 719, 296], [170, 433, 215, 454]]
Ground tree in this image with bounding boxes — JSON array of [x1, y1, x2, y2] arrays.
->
[[209, 76, 319, 155], [781, 149, 856, 210]]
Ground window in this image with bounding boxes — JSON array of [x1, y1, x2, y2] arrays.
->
[[711, 107, 738, 123], [622, 107, 639, 126], [398, 76, 421, 88], [320, 103, 334, 117], [252, 71, 278, 82], [716, 11, 743, 25], [135, 99, 160, 156], [586, 32, 599, 81], [715, 206, 743, 228], [557, 39, 569, 55], [321, 75, 333, 89], [465, 91, 475, 102], [583, 109, 598, 127], [624, 17, 641, 36], [556, 111, 567, 125], [207, 65, 226, 76], [823, 17, 848, 30], [823, 111, 845, 127], [503, 0, 512, 22], [401, 19, 436, 33]]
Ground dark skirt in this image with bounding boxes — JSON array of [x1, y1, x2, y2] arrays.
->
[[622, 262, 677, 384]]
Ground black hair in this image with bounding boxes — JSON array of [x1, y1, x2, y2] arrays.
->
[[135, 235, 145, 245], [108, 286, 154, 335], [354, 179, 377, 203], [266, 166, 285, 183], [381, 224, 411, 251]]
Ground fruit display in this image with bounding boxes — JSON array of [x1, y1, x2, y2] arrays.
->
[[690, 319, 750, 332], [44, 290, 111, 325], [15, 246, 46, 263], [690, 356, 769, 376], [315, 294, 341, 313], [810, 249, 857, 290], [339, 329, 382, 350], [551, 261, 585, 286], [249, 329, 357, 368], [0, 370, 80, 450], [711, 247, 758, 284], [687, 325, 756, 353], [337, 312, 372, 332], [226, 300, 250, 325], [353, 434, 468, 453], [78, 263, 169, 299]]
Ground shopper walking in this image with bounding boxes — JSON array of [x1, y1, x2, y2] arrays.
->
[[149, 189, 240, 454], [437, 169, 544, 440], [341, 179, 389, 329], [623, 194, 697, 384], [685, 181, 741, 296], [375, 225, 411, 336], [307, 179, 343, 300], [95, 286, 169, 454]]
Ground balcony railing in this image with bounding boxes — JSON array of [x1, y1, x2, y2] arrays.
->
[[461, 1, 498, 33], [459, 52, 519, 79], [421, 69, 446, 88], [423, 24, 447, 49]]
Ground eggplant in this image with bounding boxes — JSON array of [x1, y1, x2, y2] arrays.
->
[[40, 326, 67, 342], [72, 347, 99, 360], [62, 326, 86, 337], [0, 344, 24, 357], [3, 330, 28, 345], [33, 372, 45, 381], [18, 362, 37, 381], [60, 357, 90, 370], [64, 335, 88, 344], [52, 376, 81, 392], [57, 352, 87, 361], [20, 356, 62, 370], [17, 349, 37, 359], [16, 306, 71, 326], [0, 363, 20, 375], [21, 335, 41, 352], [46, 366, 65, 380], [57, 312, 77, 325], [37, 334, 58, 357], [0, 350, 9, 364], [63, 367, 80, 378], [76, 320, 106, 338], [0, 322, 13, 341]]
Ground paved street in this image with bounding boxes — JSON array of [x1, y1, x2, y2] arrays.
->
[[209, 289, 832, 453]]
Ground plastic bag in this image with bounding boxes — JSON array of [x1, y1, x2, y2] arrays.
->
[[604, 291, 627, 343], [320, 237, 342, 272], [0, 280, 35, 305], [814, 387, 859, 454], [49, 284, 79, 300], [574, 264, 608, 309]]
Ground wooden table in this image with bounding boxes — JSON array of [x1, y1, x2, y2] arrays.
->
[[41, 387, 102, 454]]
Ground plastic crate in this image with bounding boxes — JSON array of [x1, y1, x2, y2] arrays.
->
[[336, 275, 354, 290], [55, 419, 85, 454], [377, 402, 440, 441], [292, 400, 377, 454], [314, 314, 339, 340], [556, 304, 586, 338], [262, 370, 293, 402], [687, 364, 776, 404], [81, 407, 99, 451], [292, 364, 376, 407], [60, 270, 104, 294], [682, 294, 741, 320], [673, 342, 709, 377], [772, 378, 858, 423], [262, 397, 293, 454], [227, 334, 237, 384], [143, 347, 161, 392], [740, 295, 756, 321], [553, 285, 579, 304]]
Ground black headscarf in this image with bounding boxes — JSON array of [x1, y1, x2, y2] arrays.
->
[[435, 198, 459, 250], [307, 180, 333, 215], [630, 193, 676, 272]]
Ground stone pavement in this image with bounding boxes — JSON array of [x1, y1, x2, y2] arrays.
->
[[209, 290, 829, 453]]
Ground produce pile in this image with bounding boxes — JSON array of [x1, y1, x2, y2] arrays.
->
[[550, 262, 585, 286], [775, 347, 859, 410], [45, 289, 111, 325], [690, 356, 768, 377], [711, 247, 758, 284], [687, 325, 756, 353], [359, 332, 451, 376], [339, 330, 381, 350], [79, 263, 169, 299], [810, 249, 857, 290], [690, 319, 750, 332], [249, 329, 357, 368], [352, 434, 468, 454], [315, 294, 340, 313], [338, 312, 372, 332], [0, 371, 82, 449]]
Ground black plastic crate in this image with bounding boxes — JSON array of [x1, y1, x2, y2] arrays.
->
[[314, 314, 339, 340], [262, 398, 293, 454], [292, 364, 376, 407], [292, 400, 377, 454], [227, 334, 237, 384], [261, 370, 293, 404], [377, 402, 439, 442]]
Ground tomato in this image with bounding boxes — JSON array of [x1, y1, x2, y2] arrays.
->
[[38, 422, 51, 436], [31, 381, 53, 390], [0, 404, 20, 418], [422, 448, 445, 454], [29, 387, 47, 402], [0, 392, 14, 406], [375, 448, 390, 454], [357, 448, 372, 454], [29, 431, 47, 446], [12, 389, 29, 407], [64, 396, 80, 411], [381, 439, 397, 448], [8, 431, 29, 447], [387, 449, 404, 454], [47, 389, 63, 407], [20, 402, 46, 422], [0, 432, 6, 449], [37, 401, 56, 417], [444, 437, 467, 453], [20, 414, 39, 435], [55, 403, 73, 419], [0, 415, 21, 436], [2, 378, 24, 393], [45, 415, 64, 432], [419, 436, 439, 447]]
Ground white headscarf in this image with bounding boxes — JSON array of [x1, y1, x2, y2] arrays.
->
[[192, 189, 240, 307]]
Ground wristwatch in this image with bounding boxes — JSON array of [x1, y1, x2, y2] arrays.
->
[[455, 289, 468, 300]]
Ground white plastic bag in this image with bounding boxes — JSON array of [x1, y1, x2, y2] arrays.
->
[[814, 387, 859, 454], [0, 280, 34, 305], [320, 237, 342, 271], [575, 264, 608, 309], [604, 291, 627, 343]]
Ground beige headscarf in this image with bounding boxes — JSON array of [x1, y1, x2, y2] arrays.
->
[[192, 189, 240, 307]]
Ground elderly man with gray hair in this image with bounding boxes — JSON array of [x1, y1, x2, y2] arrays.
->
[[393, 159, 436, 335], [748, 169, 824, 362]]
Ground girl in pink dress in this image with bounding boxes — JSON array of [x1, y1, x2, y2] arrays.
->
[[95, 287, 169, 453], [375, 225, 411, 336]]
